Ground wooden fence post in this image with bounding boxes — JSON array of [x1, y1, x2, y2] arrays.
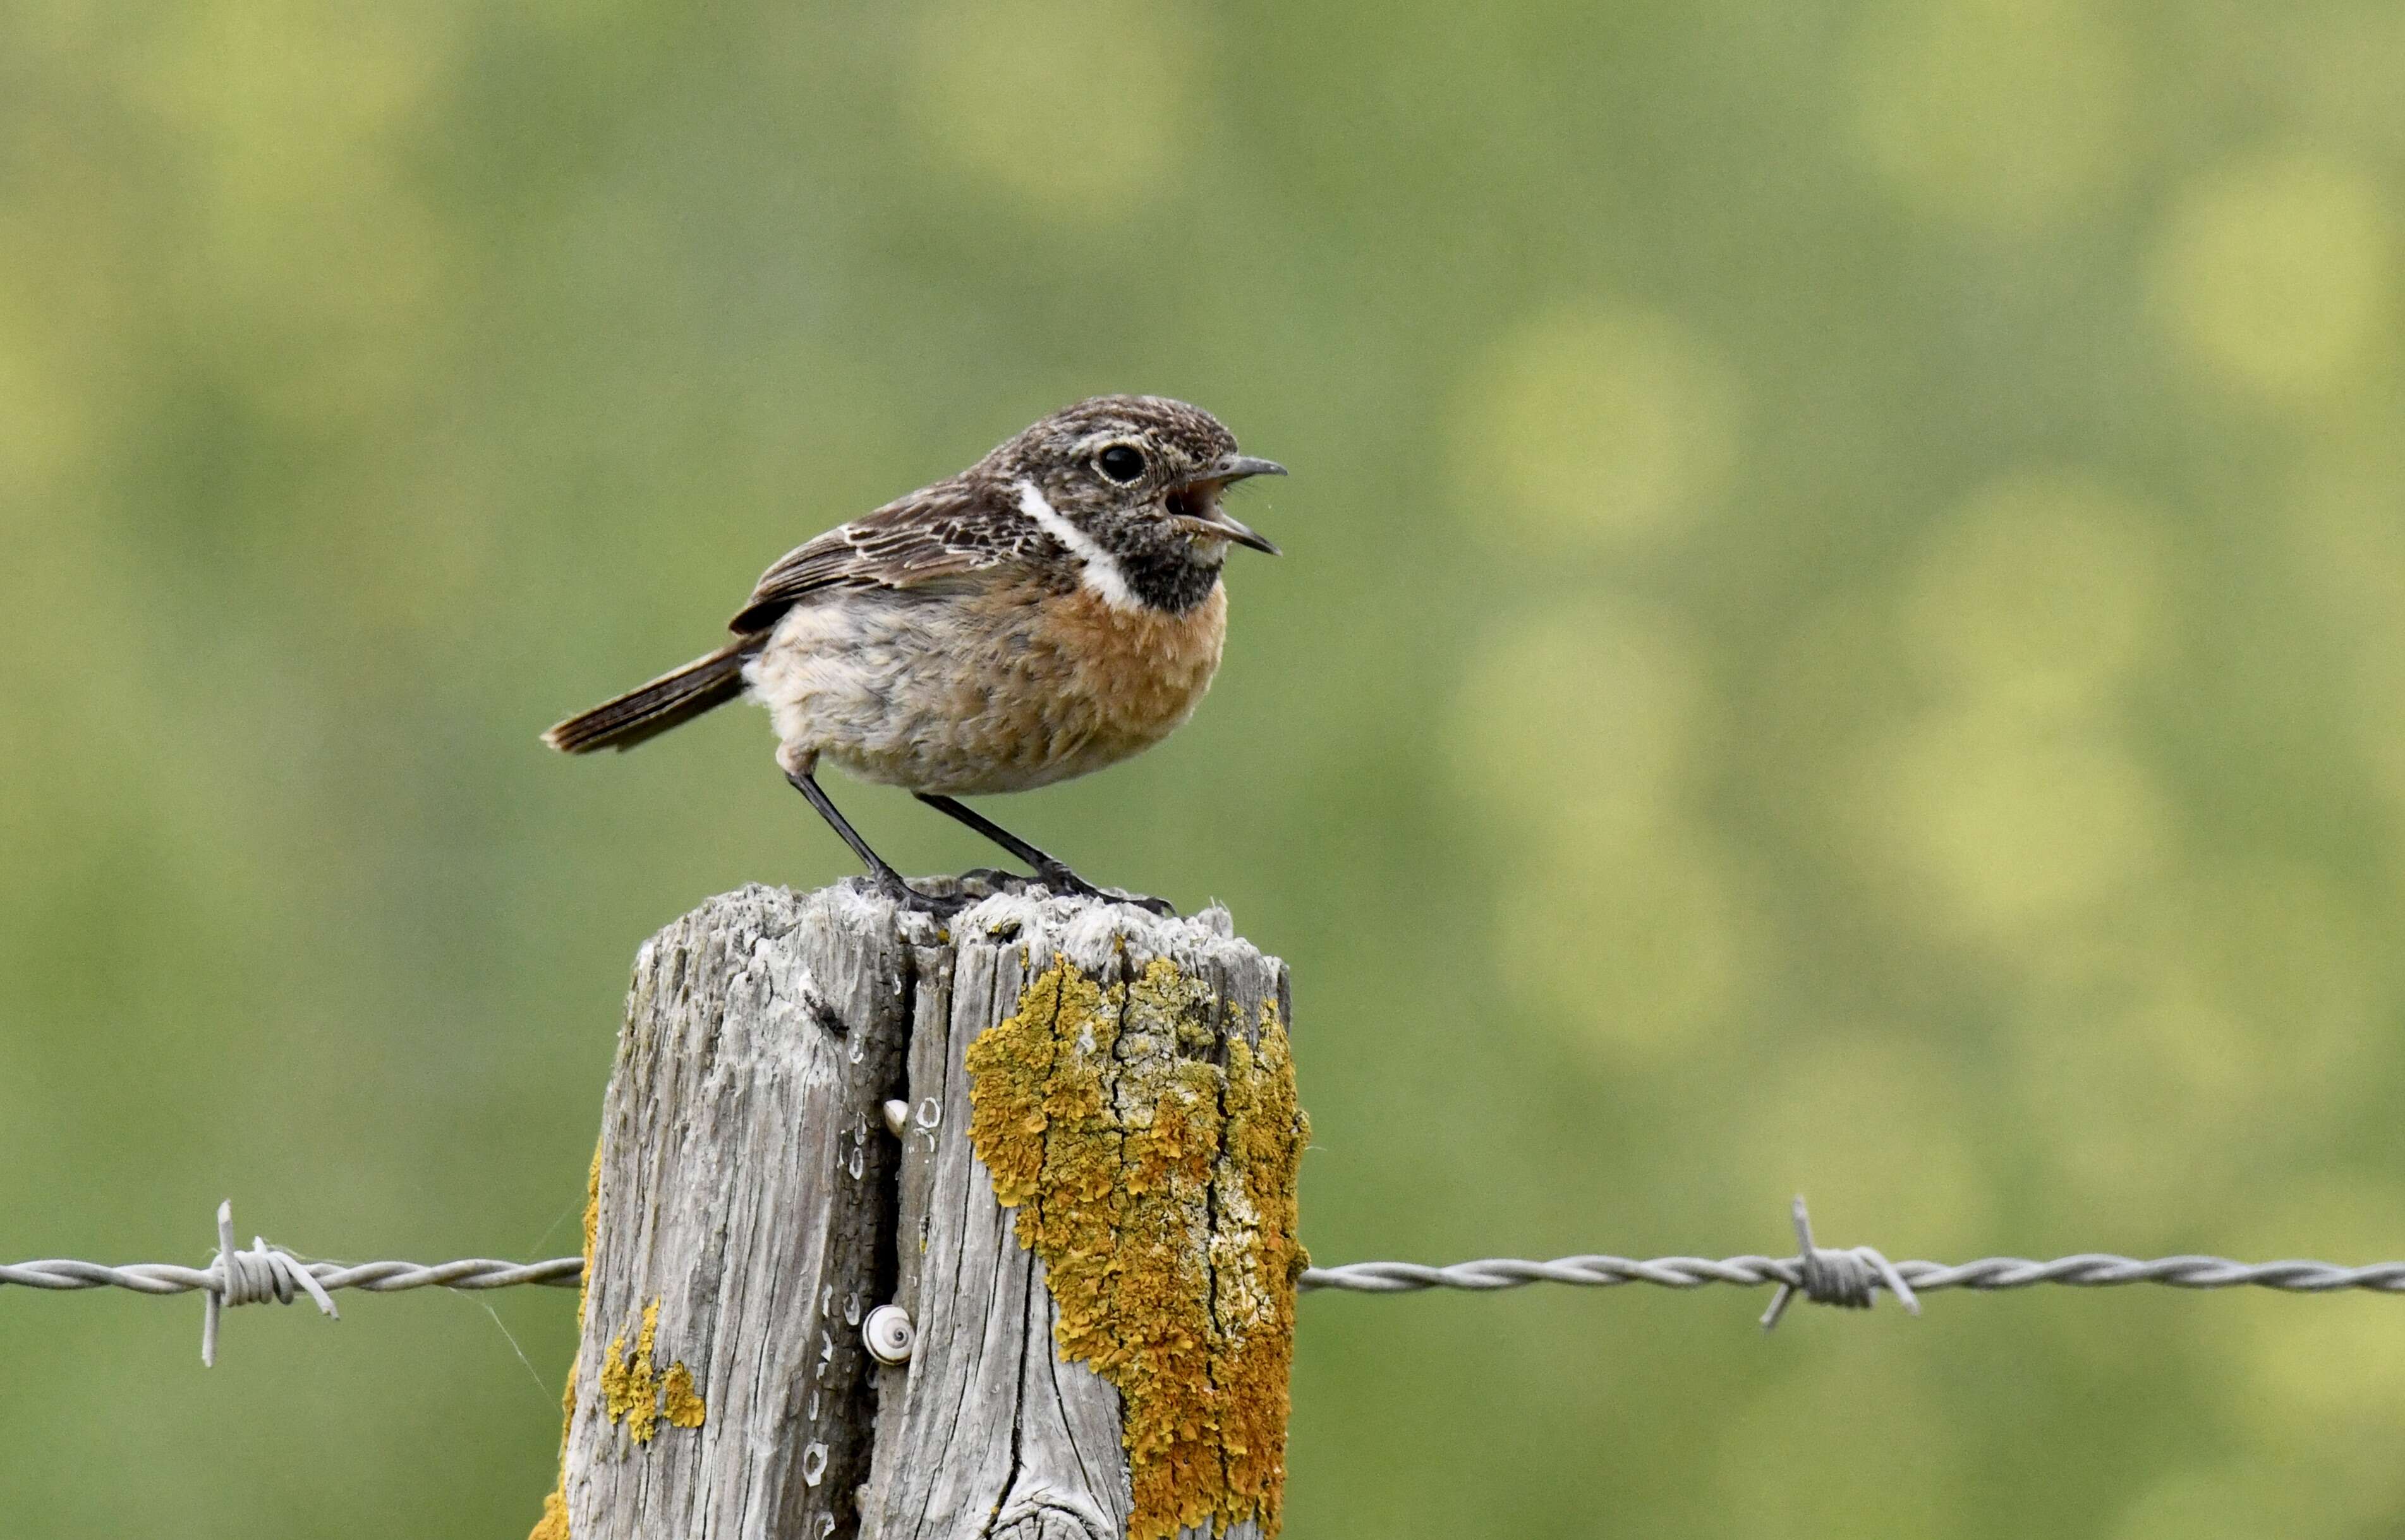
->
[[535, 880, 1307, 1540]]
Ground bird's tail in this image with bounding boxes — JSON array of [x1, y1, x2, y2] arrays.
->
[[542, 640, 753, 754]]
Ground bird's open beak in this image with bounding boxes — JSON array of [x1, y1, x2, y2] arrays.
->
[[1175, 454, 1287, 554]]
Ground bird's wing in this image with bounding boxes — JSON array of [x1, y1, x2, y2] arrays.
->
[[727, 482, 1036, 635]]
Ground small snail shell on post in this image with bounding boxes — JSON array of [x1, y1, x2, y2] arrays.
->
[[880, 1100, 910, 1137], [864, 1304, 914, 1366]]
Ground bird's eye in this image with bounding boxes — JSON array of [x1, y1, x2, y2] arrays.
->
[[1096, 444, 1147, 484]]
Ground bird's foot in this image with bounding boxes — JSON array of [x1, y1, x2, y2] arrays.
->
[[1034, 861, 1178, 918], [874, 871, 974, 919]]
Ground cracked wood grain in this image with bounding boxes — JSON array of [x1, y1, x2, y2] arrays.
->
[[558, 881, 1292, 1540], [564, 883, 907, 1540], [857, 895, 1288, 1540]]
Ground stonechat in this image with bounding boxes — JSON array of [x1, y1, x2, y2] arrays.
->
[[543, 395, 1285, 914]]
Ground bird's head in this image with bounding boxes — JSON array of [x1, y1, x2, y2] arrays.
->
[[986, 396, 1285, 610]]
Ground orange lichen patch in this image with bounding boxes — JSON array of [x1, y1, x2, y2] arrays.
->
[[967, 954, 1309, 1540], [528, 1142, 604, 1540]]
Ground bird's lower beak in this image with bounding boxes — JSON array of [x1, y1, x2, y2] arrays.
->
[[1176, 454, 1287, 554], [1184, 509, 1280, 555]]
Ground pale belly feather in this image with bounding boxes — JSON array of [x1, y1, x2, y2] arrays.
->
[[742, 582, 1227, 796]]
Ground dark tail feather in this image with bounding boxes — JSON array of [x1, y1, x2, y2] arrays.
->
[[543, 640, 753, 754]]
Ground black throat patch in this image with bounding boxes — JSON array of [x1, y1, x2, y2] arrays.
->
[[1111, 529, 1225, 614]]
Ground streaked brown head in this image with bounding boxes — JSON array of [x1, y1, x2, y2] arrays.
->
[[981, 395, 1285, 613]]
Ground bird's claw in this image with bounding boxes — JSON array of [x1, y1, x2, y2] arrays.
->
[[878, 874, 973, 919], [1035, 863, 1177, 916]]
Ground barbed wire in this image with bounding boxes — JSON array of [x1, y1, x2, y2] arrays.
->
[[1296, 1199, 2405, 1331], [3, 1203, 581, 1366], [7, 1197, 2400, 1364]]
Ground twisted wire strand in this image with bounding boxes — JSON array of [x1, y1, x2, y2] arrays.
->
[[1, 1202, 586, 1366], [9, 1195, 2404, 1366], [1293, 1254, 2405, 1294], [17, 1251, 2399, 1297], [0, 1256, 587, 1294]]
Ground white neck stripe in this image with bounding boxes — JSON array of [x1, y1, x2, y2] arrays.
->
[[1015, 478, 1138, 611]]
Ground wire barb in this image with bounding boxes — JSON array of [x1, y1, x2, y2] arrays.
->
[[2, 1197, 584, 1374], [201, 1200, 339, 1367], [1758, 1196, 1918, 1330]]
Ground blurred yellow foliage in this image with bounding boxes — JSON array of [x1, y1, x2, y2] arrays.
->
[[1848, 0, 2135, 230], [1900, 472, 2174, 716], [2150, 150, 2396, 402], [907, 0, 1208, 219], [1457, 303, 1741, 551]]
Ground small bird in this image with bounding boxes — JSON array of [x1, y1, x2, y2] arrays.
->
[[543, 395, 1285, 914]]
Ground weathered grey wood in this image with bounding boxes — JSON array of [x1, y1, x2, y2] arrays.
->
[[553, 880, 1299, 1540], [857, 931, 1130, 1540], [561, 884, 909, 1540], [857, 895, 1292, 1540]]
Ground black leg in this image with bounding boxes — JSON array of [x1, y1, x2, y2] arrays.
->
[[914, 795, 1081, 885], [787, 767, 967, 916], [914, 794, 1175, 916]]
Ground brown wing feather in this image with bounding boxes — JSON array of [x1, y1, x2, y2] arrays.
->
[[727, 482, 1041, 634]]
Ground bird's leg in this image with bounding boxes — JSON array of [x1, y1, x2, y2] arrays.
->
[[785, 764, 968, 917], [913, 794, 1176, 916], [911, 794, 1074, 884]]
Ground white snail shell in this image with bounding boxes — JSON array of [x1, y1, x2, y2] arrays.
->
[[864, 1304, 915, 1366], [881, 1100, 910, 1137]]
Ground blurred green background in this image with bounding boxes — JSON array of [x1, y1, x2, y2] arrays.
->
[[5, 0, 2404, 1534]]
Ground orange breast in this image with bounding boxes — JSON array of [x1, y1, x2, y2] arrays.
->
[[789, 576, 1233, 796], [1038, 581, 1228, 774]]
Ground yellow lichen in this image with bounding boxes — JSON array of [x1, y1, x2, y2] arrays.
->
[[597, 1296, 706, 1444], [967, 954, 1309, 1540], [528, 1142, 604, 1540], [603, 1296, 706, 1445], [598, 1299, 660, 1441], [661, 1362, 706, 1429], [528, 1489, 569, 1540]]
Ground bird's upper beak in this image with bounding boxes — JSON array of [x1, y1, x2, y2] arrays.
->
[[1212, 454, 1288, 483], [1175, 454, 1287, 555]]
